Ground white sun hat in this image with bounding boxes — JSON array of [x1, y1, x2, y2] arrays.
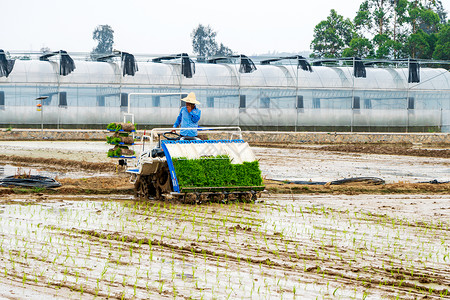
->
[[181, 92, 200, 105]]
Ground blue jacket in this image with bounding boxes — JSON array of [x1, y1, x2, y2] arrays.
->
[[173, 106, 201, 137]]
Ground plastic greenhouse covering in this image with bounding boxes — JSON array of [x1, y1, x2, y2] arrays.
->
[[0, 53, 449, 132]]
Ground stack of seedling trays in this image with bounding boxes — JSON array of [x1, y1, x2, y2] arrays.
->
[[106, 122, 136, 158]]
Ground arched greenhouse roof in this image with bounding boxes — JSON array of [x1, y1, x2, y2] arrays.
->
[[1, 56, 449, 92]]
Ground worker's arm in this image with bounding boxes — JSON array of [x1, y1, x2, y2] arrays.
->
[[173, 109, 183, 128], [189, 108, 201, 123]]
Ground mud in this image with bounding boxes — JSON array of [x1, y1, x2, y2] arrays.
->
[[0, 194, 449, 299], [0, 141, 449, 195], [251, 142, 450, 158], [0, 140, 449, 299], [254, 146, 450, 184]]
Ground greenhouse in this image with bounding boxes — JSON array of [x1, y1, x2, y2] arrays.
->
[[0, 50, 449, 132]]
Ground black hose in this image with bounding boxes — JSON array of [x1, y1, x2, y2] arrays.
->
[[0, 175, 61, 188], [271, 177, 385, 185], [418, 179, 450, 184], [272, 177, 450, 185], [329, 177, 385, 185]]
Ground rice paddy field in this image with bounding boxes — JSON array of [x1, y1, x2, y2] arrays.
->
[[0, 140, 449, 299], [0, 193, 449, 299]]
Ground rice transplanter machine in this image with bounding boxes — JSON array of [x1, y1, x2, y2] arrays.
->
[[126, 127, 264, 203]]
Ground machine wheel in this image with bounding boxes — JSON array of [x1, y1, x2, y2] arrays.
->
[[135, 175, 148, 199], [242, 192, 253, 203], [153, 166, 173, 200], [184, 193, 197, 204], [135, 175, 157, 200]]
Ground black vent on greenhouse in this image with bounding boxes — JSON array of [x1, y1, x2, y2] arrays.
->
[[0, 49, 15, 78]]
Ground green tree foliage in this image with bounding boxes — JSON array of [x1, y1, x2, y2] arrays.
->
[[191, 24, 234, 59], [343, 37, 375, 58], [406, 2, 441, 58], [354, 0, 393, 36], [312, 0, 448, 59], [310, 9, 355, 58], [91, 25, 114, 58], [433, 0, 448, 23], [408, 1, 441, 34], [353, 0, 408, 58], [407, 29, 437, 58], [433, 22, 450, 60]]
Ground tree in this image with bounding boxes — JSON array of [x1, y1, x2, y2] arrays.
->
[[373, 34, 407, 58], [355, 0, 394, 37], [191, 24, 233, 59], [408, 2, 440, 34], [91, 25, 114, 58], [342, 37, 375, 58], [391, 0, 409, 44], [433, 22, 450, 60], [310, 9, 355, 58], [216, 43, 233, 56], [406, 2, 441, 58], [191, 24, 218, 58], [408, 30, 437, 58], [309, 0, 449, 60]]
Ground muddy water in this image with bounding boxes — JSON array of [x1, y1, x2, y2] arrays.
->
[[0, 164, 61, 179], [0, 194, 449, 299], [1, 141, 450, 184], [0, 164, 113, 180], [255, 147, 450, 183]]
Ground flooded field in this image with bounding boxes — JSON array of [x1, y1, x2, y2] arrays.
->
[[256, 147, 450, 184], [0, 141, 449, 184], [0, 164, 113, 180], [0, 193, 449, 299], [0, 140, 449, 299]]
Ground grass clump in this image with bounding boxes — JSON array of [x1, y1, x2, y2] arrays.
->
[[172, 155, 263, 188]]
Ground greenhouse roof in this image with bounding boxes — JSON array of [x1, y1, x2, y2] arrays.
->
[[0, 51, 449, 91]]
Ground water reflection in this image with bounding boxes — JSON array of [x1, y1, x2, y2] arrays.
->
[[0, 164, 111, 179], [0, 164, 60, 178]]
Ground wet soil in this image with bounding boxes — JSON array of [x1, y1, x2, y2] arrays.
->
[[0, 141, 449, 299], [251, 142, 450, 158], [0, 194, 448, 299], [0, 141, 449, 195]]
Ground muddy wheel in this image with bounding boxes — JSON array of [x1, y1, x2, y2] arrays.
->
[[135, 176, 150, 200], [153, 167, 172, 200], [211, 194, 225, 203], [242, 192, 253, 203], [199, 194, 209, 203], [227, 193, 237, 202], [184, 193, 197, 204]]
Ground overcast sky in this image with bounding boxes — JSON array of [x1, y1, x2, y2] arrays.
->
[[1, 0, 449, 56]]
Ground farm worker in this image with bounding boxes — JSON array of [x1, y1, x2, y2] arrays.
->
[[172, 92, 201, 140]]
